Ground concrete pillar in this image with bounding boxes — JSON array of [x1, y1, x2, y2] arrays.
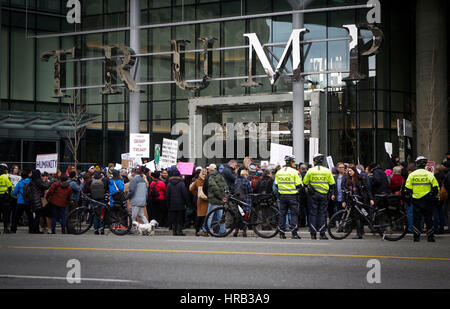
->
[[289, 0, 314, 164], [129, 0, 141, 134], [416, 0, 447, 162]]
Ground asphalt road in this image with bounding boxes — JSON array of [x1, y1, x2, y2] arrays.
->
[[1, 228, 449, 290]]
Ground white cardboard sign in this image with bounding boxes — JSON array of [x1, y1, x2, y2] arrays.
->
[[270, 143, 293, 166], [130, 133, 150, 158], [36, 153, 58, 174], [160, 138, 178, 169]]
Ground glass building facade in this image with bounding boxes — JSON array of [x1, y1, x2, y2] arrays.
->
[[0, 0, 448, 168]]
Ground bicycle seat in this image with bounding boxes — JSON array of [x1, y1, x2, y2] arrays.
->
[[375, 194, 389, 198]]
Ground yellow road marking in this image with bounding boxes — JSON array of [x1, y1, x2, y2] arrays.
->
[[1, 245, 450, 261]]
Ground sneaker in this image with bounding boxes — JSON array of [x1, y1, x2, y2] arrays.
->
[[352, 235, 362, 239], [291, 233, 301, 239]]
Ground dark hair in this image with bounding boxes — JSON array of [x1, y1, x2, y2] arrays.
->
[[347, 165, 359, 185], [112, 170, 121, 180], [60, 175, 68, 182], [69, 171, 76, 179], [21, 170, 30, 179]]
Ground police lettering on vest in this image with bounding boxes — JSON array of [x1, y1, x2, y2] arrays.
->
[[302, 166, 335, 195], [405, 169, 439, 200], [275, 167, 303, 195]]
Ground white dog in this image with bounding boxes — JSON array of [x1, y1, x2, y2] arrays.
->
[[132, 220, 159, 236]]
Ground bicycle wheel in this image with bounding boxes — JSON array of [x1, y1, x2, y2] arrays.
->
[[205, 206, 236, 237], [66, 207, 93, 235], [108, 206, 132, 236], [252, 206, 280, 239], [327, 209, 354, 240], [374, 210, 408, 241]]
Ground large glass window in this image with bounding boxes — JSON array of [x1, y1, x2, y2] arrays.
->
[[1, 28, 8, 100], [11, 28, 34, 101]]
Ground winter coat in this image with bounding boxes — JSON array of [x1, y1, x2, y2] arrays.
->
[[127, 175, 148, 207], [222, 165, 237, 191], [68, 179, 83, 202], [389, 174, 404, 193], [342, 175, 374, 205], [12, 178, 31, 205], [207, 172, 228, 206], [47, 181, 72, 208], [149, 178, 167, 201], [30, 171, 51, 210], [234, 176, 253, 206], [369, 166, 391, 195], [109, 179, 125, 205], [166, 176, 192, 212], [190, 178, 208, 217], [255, 176, 274, 194]]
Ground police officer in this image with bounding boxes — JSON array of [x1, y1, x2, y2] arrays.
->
[[274, 155, 303, 239], [404, 156, 439, 242], [0, 164, 13, 234], [303, 154, 336, 240]]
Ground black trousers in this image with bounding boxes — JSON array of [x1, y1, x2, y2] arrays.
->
[[169, 210, 185, 230], [309, 191, 329, 236], [278, 194, 299, 233], [195, 216, 205, 233], [412, 197, 435, 238], [11, 204, 34, 233], [149, 199, 168, 227], [0, 194, 12, 231]]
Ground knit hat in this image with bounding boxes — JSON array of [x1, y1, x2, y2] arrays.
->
[[172, 169, 181, 177]]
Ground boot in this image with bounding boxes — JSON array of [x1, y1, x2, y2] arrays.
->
[[427, 236, 436, 242], [413, 234, 420, 242], [279, 231, 286, 239], [320, 234, 329, 240], [177, 225, 185, 236], [233, 229, 239, 237], [242, 229, 247, 238], [291, 232, 301, 239], [311, 234, 317, 240], [51, 228, 56, 234], [61, 228, 66, 234], [172, 225, 177, 236]]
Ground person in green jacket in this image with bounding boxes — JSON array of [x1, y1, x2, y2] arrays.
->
[[204, 164, 228, 234]]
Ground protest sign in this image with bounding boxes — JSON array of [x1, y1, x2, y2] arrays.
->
[[36, 153, 58, 174], [326, 156, 335, 169], [384, 142, 393, 157], [426, 161, 435, 173], [270, 143, 293, 166], [130, 133, 150, 158], [309, 138, 319, 164], [160, 139, 178, 169], [177, 162, 195, 176]]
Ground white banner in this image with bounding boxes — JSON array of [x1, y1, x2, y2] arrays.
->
[[160, 138, 178, 169], [309, 138, 319, 164], [36, 153, 58, 174], [326, 156, 335, 169], [270, 143, 293, 166], [130, 133, 150, 158]]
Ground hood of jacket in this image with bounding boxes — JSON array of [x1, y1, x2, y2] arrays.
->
[[169, 176, 183, 185], [59, 181, 70, 189]]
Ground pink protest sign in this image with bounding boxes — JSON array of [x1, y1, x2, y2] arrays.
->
[[177, 162, 195, 176]]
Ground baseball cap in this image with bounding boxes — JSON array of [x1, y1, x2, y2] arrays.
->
[[207, 164, 217, 170]]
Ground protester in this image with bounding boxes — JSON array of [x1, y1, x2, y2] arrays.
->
[[255, 169, 274, 194], [67, 171, 84, 233], [109, 170, 125, 207], [233, 169, 253, 237], [127, 168, 149, 225], [39, 172, 53, 234], [166, 169, 191, 236], [86, 171, 109, 234], [342, 165, 375, 239], [30, 170, 51, 233], [222, 160, 238, 192], [389, 166, 405, 194], [11, 170, 33, 233], [204, 164, 228, 235], [434, 165, 448, 234], [367, 163, 391, 196], [46, 175, 72, 234], [190, 168, 208, 236]]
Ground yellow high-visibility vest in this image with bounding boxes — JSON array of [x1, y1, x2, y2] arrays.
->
[[275, 167, 303, 195], [303, 166, 335, 194]]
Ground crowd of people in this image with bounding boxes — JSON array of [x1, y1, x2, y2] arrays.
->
[[0, 151, 449, 241]]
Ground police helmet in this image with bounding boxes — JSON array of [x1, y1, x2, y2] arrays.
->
[[415, 156, 428, 169], [313, 153, 325, 165], [284, 155, 296, 164]]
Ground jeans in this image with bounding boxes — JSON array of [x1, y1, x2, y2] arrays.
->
[[405, 203, 413, 232], [205, 203, 225, 234], [92, 200, 104, 231], [51, 205, 66, 230], [433, 203, 448, 232]]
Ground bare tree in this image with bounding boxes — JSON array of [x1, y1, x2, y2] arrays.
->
[[62, 90, 88, 169], [416, 49, 448, 161]]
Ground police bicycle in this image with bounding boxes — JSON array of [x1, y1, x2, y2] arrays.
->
[[327, 190, 408, 241], [66, 193, 132, 236], [205, 189, 280, 238]]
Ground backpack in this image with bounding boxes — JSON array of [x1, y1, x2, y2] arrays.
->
[[23, 182, 34, 204], [150, 180, 160, 199], [234, 182, 247, 203], [203, 173, 214, 197], [91, 178, 105, 200]]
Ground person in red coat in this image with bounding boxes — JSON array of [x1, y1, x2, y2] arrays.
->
[[46, 175, 72, 234], [389, 166, 405, 194], [148, 171, 167, 227]]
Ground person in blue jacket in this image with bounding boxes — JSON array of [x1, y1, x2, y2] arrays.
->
[[11, 170, 33, 233], [109, 170, 125, 206]]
